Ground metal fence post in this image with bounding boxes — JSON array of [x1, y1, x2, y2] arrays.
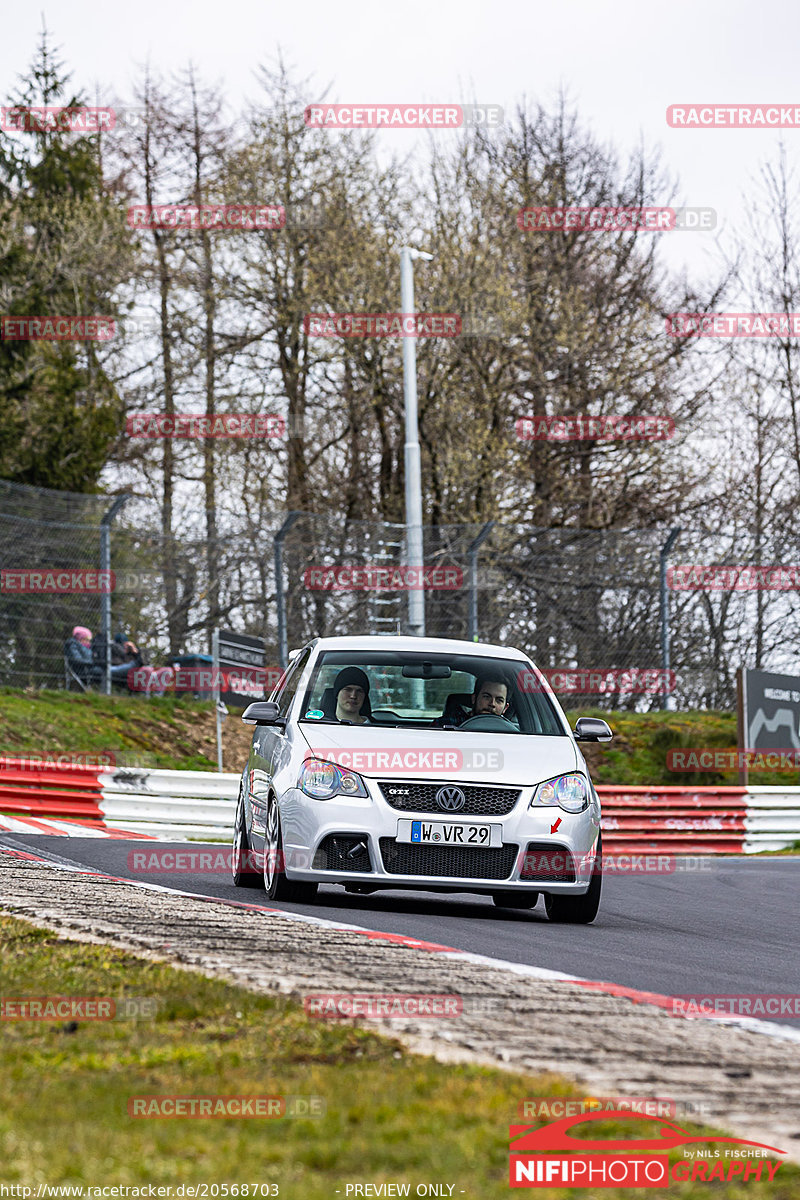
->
[[467, 520, 495, 641], [659, 526, 681, 711], [274, 512, 304, 670], [100, 495, 130, 695]]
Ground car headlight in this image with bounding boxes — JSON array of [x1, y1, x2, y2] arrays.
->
[[298, 757, 369, 800], [530, 773, 589, 814]]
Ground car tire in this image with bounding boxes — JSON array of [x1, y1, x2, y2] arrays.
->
[[263, 794, 318, 903], [491, 892, 539, 909], [231, 786, 262, 889], [544, 834, 602, 924]]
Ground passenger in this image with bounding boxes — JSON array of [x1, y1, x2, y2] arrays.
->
[[333, 667, 372, 725]]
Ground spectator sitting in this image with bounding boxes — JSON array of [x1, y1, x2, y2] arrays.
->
[[90, 630, 174, 694], [64, 626, 103, 687], [113, 632, 145, 668]]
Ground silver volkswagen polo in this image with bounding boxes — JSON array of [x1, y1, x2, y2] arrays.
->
[[232, 635, 611, 922]]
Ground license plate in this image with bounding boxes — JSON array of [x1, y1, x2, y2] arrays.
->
[[396, 819, 502, 848]]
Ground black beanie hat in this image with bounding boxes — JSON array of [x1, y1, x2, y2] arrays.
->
[[333, 667, 370, 696]]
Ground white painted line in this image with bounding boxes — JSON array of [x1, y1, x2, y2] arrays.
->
[[3, 845, 800, 1046]]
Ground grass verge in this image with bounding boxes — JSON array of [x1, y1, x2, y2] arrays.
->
[[3, 686, 800, 790], [0, 913, 796, 1196], [0, 688, 230, 771]]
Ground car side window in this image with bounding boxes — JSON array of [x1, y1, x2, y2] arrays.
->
[[275, 648, 312, 718]]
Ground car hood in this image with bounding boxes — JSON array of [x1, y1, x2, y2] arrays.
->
[[298, 722, 579, 787]]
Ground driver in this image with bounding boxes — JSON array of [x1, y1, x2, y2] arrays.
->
[[435, 676, 510, 727], [471, 677, 510, 719]]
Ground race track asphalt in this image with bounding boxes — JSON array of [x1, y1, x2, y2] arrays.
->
[[1, 835, 798, 1027]]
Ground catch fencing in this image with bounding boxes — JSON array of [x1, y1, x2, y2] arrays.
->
[[1, 760, 798, 853], [4, 478, 800, 711]]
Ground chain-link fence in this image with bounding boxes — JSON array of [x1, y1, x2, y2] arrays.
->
[[2, 479, 800, 710]]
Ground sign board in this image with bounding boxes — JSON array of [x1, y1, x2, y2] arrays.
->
[[738, 667, 800, 784], [216, 630, 279, 708]]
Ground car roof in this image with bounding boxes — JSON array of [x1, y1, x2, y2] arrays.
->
[[309, 635, 529, 660]]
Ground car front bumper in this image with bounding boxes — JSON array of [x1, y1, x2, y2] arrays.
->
[[277, 781, 601, 894]]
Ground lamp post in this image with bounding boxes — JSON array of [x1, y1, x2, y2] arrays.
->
[[400, 245, 432, 637]]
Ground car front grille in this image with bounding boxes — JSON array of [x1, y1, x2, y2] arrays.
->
[[378, 780, 521, 816], [313, 834, 372, 873], [378, 838, 518, 880], [519, 842, 576, 883]]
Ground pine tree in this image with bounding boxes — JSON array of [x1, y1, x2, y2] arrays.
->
[[0, 27, 132, 490]]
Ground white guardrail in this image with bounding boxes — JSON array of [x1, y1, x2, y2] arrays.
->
[[92, 768, 800, 850], [98, 767, 239, 841], [743, 788, 800, 853]]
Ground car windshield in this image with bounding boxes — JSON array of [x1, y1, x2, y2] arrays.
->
[[299, 650, 565, 736]]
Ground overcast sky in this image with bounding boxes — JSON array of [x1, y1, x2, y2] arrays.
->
[[4, 0, 800, 282]]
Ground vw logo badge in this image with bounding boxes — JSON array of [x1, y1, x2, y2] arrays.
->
[[436, 785, 465, 812]]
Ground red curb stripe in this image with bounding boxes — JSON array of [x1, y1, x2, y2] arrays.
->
[[565, 978, 682, 1014], [3, 846, 793, 1039]]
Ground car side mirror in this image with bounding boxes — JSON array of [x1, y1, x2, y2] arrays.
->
[[574, 717, 613, 743], [242, 701, 286, 728]]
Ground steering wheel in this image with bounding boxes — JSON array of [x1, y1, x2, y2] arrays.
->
[[458, 714, 518, 732]]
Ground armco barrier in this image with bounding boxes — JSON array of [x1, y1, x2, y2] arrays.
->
[[742, 787, 800, 853], [1, 762, 799, 851], [0, 759, 106, 822], [0, 759, 238, 840], [97, 766, 238, 840], [596, 786, 749, 854]]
